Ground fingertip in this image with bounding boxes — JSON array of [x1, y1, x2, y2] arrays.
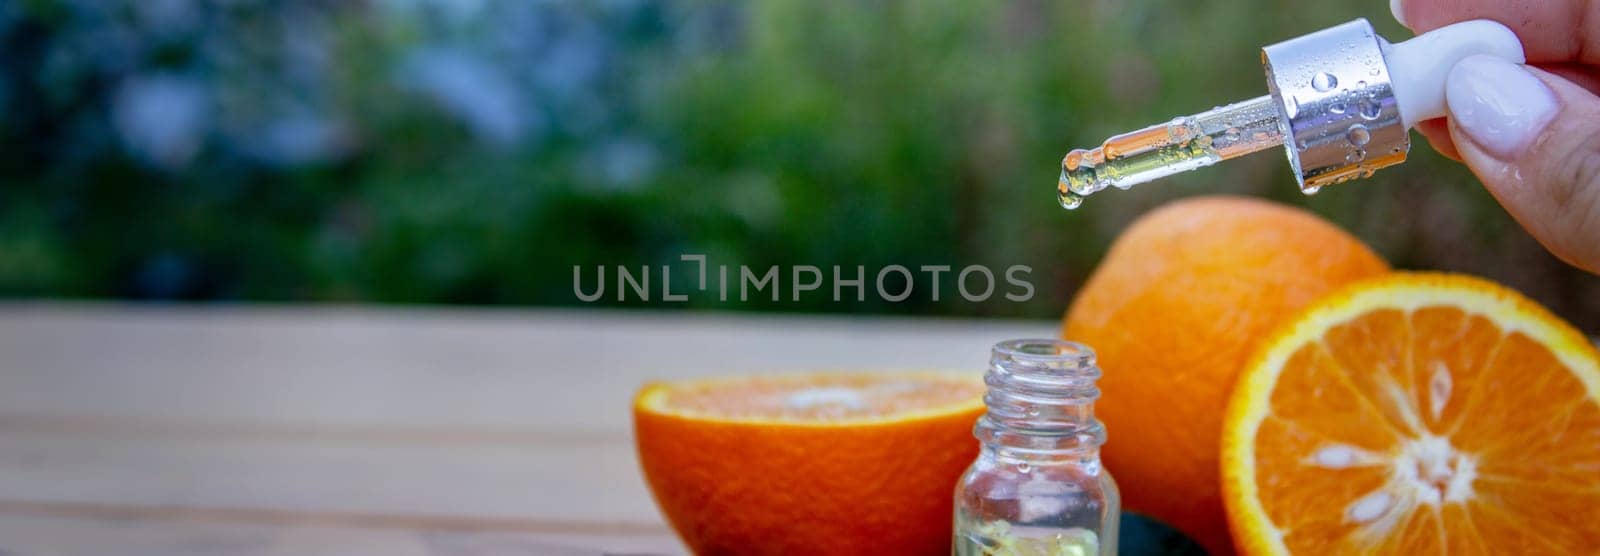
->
[[1445, 55, 1558, 159], [1441, 71, 1600, 274], [1388, 0, 1587, 62], [1390, 0, 1409, 29]]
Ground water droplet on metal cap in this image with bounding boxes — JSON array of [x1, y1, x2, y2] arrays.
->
[[1311, 72, 1338, 92]]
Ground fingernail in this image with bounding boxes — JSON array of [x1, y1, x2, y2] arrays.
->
[[1389, 0, 1406, 27], [1445, 55, 1558, 159]]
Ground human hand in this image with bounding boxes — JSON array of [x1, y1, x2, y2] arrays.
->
[[1393, 0, 1600, 274]]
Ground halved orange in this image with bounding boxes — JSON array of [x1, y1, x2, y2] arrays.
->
[[1222, 272, 1600, 554], [634, 372, 985, 555]]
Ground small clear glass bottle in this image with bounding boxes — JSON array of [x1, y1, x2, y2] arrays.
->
[[954, 339, 1119, 556]]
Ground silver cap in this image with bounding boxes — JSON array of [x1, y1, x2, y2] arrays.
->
[[1262, 18, 1408, 191]]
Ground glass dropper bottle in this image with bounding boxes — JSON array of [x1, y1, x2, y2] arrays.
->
[[953, 339, 1118, 556], [1057, 18, 1526, 209]]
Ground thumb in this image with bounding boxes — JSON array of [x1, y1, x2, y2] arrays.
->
[[1444, 55, 1600, 274]]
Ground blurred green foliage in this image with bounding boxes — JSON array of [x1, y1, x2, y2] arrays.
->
[[1, 0, 1595, 329]]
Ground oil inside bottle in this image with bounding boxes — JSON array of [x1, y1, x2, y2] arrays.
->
[[955, 508, 1100, 556]]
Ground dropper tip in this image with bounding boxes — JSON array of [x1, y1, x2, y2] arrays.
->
[[1057, 172, 1084, 210]]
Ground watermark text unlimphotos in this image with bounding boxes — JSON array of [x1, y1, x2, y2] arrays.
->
[[574, 254, 1033, 304]]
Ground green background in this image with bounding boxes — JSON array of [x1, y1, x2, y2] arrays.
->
[[2, 0, 1595, 329]]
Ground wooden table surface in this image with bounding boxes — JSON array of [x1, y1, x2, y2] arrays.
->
[[0, 303, 1053, 555]]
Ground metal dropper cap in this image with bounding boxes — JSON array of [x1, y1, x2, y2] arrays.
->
[[1263, 18, 1406, 191], [1057, 18, 1525, 209]]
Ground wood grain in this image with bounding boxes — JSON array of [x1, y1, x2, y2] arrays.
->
[[0, 303, 1052, 554]]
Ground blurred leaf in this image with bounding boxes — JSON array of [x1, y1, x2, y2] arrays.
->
[[0, 0, 1595, 329]]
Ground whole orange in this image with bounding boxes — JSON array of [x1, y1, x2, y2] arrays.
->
[[633, 372, 985, 555], [1061, 196, 1388, 554]]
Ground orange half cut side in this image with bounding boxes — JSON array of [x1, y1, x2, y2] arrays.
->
[[634, 371, 986, 555], [1222, 272, 1600, 554], [636, 371, 985, 423]]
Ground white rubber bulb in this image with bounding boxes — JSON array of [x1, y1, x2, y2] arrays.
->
[[1384, 19, 1526, 129]]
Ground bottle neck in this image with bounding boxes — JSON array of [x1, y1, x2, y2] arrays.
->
[[975, 339, 1106, 460]]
